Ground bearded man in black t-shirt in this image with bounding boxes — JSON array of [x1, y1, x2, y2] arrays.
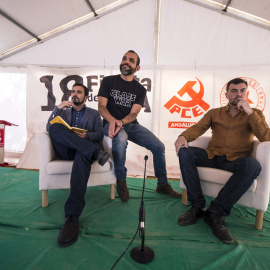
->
[[98, 50, 182, 202]]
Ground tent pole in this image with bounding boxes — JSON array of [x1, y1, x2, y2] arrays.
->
[[154, 0, 161, 66], [151, 0, 161, 136], [222, 0, 232, 12], [85, 0, 98, 16], [0, 9, 40, 41]]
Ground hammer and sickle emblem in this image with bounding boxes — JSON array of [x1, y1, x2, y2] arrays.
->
[[164, 78, 210, 112]]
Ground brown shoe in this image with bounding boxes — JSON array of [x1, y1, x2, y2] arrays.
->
[[156, 183, 182, 198], [117, 180, 129, 202]]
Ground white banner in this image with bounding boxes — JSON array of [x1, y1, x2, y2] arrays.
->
[[159, 67, 270, 177], [160, 71, 214, 177], [19, 65, 270, 177], [26, 66, 155, 175]]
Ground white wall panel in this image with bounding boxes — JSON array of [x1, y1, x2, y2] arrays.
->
[[0, 69, 27, 152]]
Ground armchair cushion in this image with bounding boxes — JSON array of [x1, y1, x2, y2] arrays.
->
[[196, 167, 257, 193], [47, 160, 111, 175]]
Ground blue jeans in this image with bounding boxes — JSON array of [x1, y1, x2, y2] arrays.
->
[[178, 146, 261, 216], [104, 123, 168, 186], [48, 124, 100, 216]]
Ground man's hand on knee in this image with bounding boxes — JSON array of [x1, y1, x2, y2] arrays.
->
[[174, 135, 188, 156]]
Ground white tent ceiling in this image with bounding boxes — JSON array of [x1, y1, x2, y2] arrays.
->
[[0, 0, 133, 60], [214, 0, 270, 20], [0, 0, 270, 62]]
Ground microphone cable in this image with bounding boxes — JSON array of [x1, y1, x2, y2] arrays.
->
[[110, 222, 140, 270]]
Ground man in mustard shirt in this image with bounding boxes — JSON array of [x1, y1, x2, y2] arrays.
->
[[174, 78, 270, 244]]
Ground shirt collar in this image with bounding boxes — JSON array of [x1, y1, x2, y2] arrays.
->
[[72, 105, 86, 113], [225, 104, 243, 113]]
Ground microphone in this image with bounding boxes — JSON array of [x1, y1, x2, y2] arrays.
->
[[130, 154, 154, 264]]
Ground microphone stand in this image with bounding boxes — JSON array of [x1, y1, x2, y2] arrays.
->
[[130, 155, 154, 264]]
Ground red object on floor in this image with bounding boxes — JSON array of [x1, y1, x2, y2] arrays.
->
[[0, 120, 18, 165], [0, 162, 10, 167]]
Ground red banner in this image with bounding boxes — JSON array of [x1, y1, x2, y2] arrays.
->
[[0, 128, 5, 148], [168, 121, 196, 129]]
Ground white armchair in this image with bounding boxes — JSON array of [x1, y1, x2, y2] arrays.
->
[[180, 136, 270, 230], [39, 132, 116, 207]]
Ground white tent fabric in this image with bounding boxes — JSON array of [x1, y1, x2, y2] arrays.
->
[[0, 0, 123, 58], [158, 0, 270, 67], [0, 0, 155, 65], [0, 71, 27, 153], [1, 0, 270, 61], [16, 134, 39, 169], [2, 0, 270, 67], [1, 0, 270, 177]]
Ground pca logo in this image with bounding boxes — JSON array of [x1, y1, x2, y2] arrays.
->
[[220, 77, 266, 111]]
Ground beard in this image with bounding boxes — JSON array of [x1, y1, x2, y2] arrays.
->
[[72, 96, 84, 106], [120, 64, 136, 76]]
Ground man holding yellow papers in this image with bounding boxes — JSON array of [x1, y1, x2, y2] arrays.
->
[[46, 83, 110, 247]]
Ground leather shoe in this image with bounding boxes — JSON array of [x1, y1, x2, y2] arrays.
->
[[58, 216, 79, 247], [178, 205, 205, 226], [117, 179, 129, 202], [96, 150, 110, 166], [156, 183, 182, 198], [204, 210, 234, 244]]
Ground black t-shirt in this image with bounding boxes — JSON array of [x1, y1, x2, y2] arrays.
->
[[98, 75, 146, 125]]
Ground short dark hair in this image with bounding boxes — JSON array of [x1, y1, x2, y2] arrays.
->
[[127, 50, 140, 66], [226, 78, 248, 92], [72, 83, 89, 96]]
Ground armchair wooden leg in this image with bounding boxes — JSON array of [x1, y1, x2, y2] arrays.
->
[[42, 190, 48, 207], [110, 184, 115, 199], [255, 210, 264, 230], [182, 189, 188, 205]]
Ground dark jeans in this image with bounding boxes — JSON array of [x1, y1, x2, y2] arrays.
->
[[178, 146, 261, 216], [48, 124, 100, 216]]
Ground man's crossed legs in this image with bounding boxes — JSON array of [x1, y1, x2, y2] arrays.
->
[[49, 124, 110, 247]]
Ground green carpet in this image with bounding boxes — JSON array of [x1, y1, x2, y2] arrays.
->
[[0, 167, 270, 270]]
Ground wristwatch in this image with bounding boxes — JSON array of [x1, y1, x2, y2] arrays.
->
[[121, 120, 124, 126]]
